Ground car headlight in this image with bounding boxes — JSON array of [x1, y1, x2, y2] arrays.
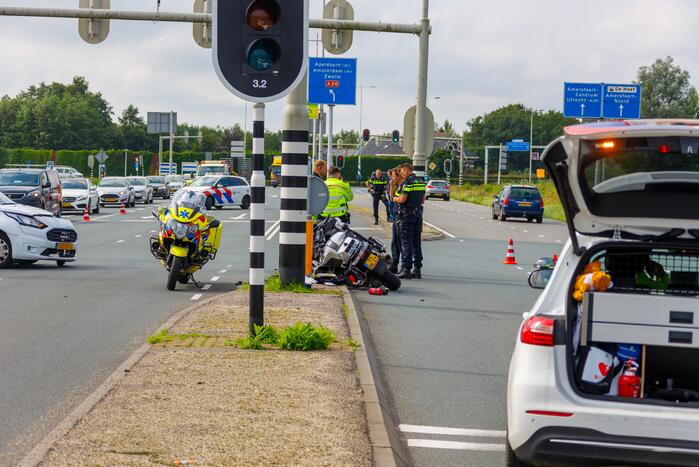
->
[[27, 190, 41, 198], [5, 212, 47, 229], [119, 190, 128, 196]]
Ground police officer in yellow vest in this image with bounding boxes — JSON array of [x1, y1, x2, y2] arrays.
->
[[320, 167, 354, 223], [366, 169, 390, 225]]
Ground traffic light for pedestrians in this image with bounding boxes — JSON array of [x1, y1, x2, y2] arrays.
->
[[362, 129, 370, 142], [212, 0, 309, 102], [392, 130, 400, 143], [336, 155, 345, 169]]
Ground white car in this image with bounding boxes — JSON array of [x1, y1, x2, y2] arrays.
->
[[507, 119, 699, 466], [165, 175, 185, 194], [185, 175, 251, 210], [127, 176, 154, 204], [61, 178, 99, 214], [97, 177, 135, 207], [0, 191, 78, 267], [54, 166, 83, 178]]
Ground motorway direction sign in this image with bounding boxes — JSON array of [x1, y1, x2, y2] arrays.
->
[[230, 140, 245, 158], [603, 84, 642, 119], [506, 139, 530, 152], [308, 57, 357, 105], [563, 82, 602, 118], [147, 112, 177, 135]]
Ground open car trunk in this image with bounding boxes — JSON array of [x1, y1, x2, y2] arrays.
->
[[569, 243, 699, 406]]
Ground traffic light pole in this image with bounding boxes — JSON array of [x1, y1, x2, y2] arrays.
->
[[280, 74, 310, 286], [249, 103, 266, 334], [413, 0, 430, 178]]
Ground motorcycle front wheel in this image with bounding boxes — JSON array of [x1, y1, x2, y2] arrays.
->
[[377, 264, 401, 291], [167, 256, 185, 291]]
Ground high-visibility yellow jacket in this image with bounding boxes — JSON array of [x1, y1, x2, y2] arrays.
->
[[321, 177, 354, 218]]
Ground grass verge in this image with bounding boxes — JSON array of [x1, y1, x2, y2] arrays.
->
[[231, 323, 337, 351], [449, 180, 566, 222], [146, 329, 209, 345], [239, 272, 342, 295]]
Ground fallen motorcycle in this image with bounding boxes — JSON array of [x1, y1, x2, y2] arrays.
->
[[313, 217, 400, 291]]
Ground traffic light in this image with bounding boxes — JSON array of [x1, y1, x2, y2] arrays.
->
[[213, 0, 309, 103], [336, 155, 345, 169], [362, 129, 370, 142], [392, 130, 400, 143]]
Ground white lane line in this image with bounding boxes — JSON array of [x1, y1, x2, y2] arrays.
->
[[121, 220, 152, 223], [232, 213, 248, 219], [478, 217, 484, 220], [219, 269, 228, 274], [135, 235, 142, 238], [210, 276, 220, 282], [266, 225, 280, 240], [399, 424, 506, 437], [538, 234, 545, 238], [140, 216, 151, 219], [423, 221, 455, 239], [459, 239, 464, 243], [226, 264, 233, 268], [270, 195, 279, 198], [116, 240, 124, 243], [556, 239, 563, 243], [265, 220, 281, 237], [150, 230, 157, 233], [353, 227, 381, 231], [202, 284, 212, 291], [523, 230, 529, 233], [136, 208, 145, 211], [516, 266, 524, 270], [191, 294, 202, 301], [407, 439, 505, 452]]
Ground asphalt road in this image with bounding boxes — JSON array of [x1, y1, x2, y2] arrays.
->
[[350, 189, 568, 466], [0, 194, 283, 463]]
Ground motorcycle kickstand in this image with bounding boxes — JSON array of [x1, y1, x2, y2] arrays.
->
[[192, 276, 203, 289]]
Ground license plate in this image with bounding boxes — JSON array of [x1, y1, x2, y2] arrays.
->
[[105, 197, 117, 201], [62, 202, 72, 208], [57, 242, 75, 251], [519, 202, 532, 207], [364, 253, 379, 270]]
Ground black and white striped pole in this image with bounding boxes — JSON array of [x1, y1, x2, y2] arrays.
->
[[279, 74, 310, 285], [248, 103, 266, 334]]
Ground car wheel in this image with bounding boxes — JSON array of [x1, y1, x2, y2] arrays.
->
[[499, 210, 507, 222], [492, 207, 498, 220], [94, 202, 100, 214], [444, 196, 450, 201], [131, 197, 136, 208], [0, 233, 13, 269], [214, 206, 223, 210], [241, 195, 251, 210], [57, 260, 67, 267], [14, 260, 37, 266], [527, 217, 533, 223], [536, 217, 543, 224], [149, 194, 154, 204], [506, 438, 534, 467]]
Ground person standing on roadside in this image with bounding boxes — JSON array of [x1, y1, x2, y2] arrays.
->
[[393, 163, 426, 279], [388, 167, 403, 274], [366, 169, 390, 225], [313, 159, 327, 179], [320, 167, 353, 223]]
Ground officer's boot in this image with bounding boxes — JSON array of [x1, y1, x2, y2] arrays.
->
[[389, 263, 398, 274], [412, 267, 422, 279], [397, 268, 413, 280]]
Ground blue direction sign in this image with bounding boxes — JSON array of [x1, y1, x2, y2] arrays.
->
[[603, 84, 642, 119], [563, 82, 602, 118], [506, 139, 530, 152], [308, 57, 357, 105]]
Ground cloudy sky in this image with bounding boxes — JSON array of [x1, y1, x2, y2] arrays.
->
[[0, 0, 696, 136]]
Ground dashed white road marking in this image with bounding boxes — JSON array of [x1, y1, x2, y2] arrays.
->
[[134, 235, 142, 238], [150, 230, 157, 233], [556, 239, 563, 244], [459, 239, 464, 243], [232, 213, 248, 220], [265, 220, 281, 237], [399, 424, 506, 437], [219, 269, 228, 274], [226, 264, 233, 268], [140, 216, 151, 219], [202, 284, 212, 291], [210, 276, 220, 282], [191, 294, 202, 301], [538, 234, 545, 238], [116, 240, 124, 243], [516, 266, 524, 270], [523, 230, 529, 233], [407, 439, 505, 452], [423, 221, 455, 239]]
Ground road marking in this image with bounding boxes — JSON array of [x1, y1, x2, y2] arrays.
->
[[219, 269, 227, 274], [210, 276, 220, 282], [265, 220, 281, 240], [407, 439, 505, 452], [516, 266, 524, 270], [538, 234, 545, 238], [556, 239, 563, 244], [135, 235, 142, 238], [121, 220, 152, 223], [423, 221, 455, 239], [140, 216, 151, 219], [191, 294, 202, 301], [266, 225, 280, 240], [226, 264, 232, 268], [399, 424, 506, 437], [265, 220, 281, 237], [523, 230, 529, 233], [478, 217, 484, 220], [232, 213, 248, 219], [116, 240, 124, 243], [202, 284, 212, 291], [137, 208, 144, 211], [459, 239, 464, 243], [150, 230, 157, 233], [353, 227, 381, 231]]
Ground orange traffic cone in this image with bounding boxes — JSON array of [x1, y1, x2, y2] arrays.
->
[[503, 239, 518, 265], [120, 203, 126, 215], [82, 206, 90, 222]]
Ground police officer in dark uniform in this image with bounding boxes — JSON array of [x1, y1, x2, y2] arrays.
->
[[393, 163, 425, 279], [366, 169, 390, 225]]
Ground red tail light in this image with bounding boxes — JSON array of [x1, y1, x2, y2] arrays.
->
[[445, 185, 450, 189], [520, 316, 555, 346], [502, 197, 509, 207], [539, 199, 544, 208], [427, 184, 434, 189]]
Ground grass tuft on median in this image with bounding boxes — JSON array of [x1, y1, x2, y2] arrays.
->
[[146, 329, 209, 345]]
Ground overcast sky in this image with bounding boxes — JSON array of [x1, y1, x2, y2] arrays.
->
[[0, 0, 696, 136]]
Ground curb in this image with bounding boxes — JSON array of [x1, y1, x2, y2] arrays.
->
[[341, 286, 397, 467], [19, 293, 226, 467]]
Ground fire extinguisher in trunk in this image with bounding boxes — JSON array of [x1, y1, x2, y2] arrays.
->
[[618, 360, 641, 398]]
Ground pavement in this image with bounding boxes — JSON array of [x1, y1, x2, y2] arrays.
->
[[350, 189, 569, 466], [0, 194, 283, 463]]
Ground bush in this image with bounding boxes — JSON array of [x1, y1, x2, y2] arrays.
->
[[234, 324, 280, 350], [277, 322, 336, 351]]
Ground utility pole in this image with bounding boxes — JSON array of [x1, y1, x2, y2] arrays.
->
[[459, 126, 465, 186], [168, 110, 175, 175], [279, 74, 310, 285], [327, 105, 334, 169], [528, 108, 534, 184], [413, 0, 430, 178]]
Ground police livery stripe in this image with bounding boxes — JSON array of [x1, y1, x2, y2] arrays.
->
[[249, 103, 266, 334], [279, 128, 308, 284]]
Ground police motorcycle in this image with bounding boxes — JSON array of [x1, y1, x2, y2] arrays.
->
[[150, 191, 222, 291], [313, 217, 401, 291]]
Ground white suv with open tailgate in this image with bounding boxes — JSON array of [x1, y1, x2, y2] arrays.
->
[[508, 120, 699, 466]]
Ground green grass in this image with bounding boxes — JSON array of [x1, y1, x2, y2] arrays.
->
[[233, 324, 280, 350], [277, 322, 336, 351], [449, 180, 566, 222], [347, 338, 360, 350], [342, 303, 349, 319], [146, 329, 209, 345], [239, 272, 342, 295]]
